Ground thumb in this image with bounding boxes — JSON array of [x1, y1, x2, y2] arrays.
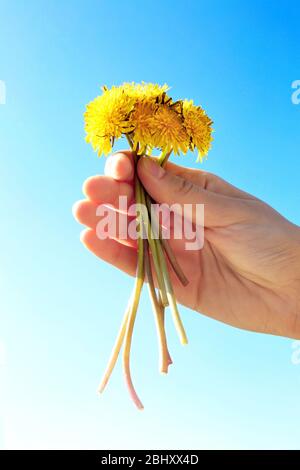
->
[[137, 157, 247, 227]]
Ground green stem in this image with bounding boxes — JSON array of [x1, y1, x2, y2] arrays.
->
[[145, 193, 189, 287], [126, 136, 168, 306], [122, 171, 145, 409], [139, 186, 168, 307], [144, 239, 171, 373], [97, 299, 131, 393], [157, 149, 172, 166], [156, 238, 188, 345], [158, 296, 173, 366]]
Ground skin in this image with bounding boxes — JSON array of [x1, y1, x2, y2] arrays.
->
[[73, 151, 300, 339]]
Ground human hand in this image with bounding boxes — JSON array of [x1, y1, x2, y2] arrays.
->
[[73, 151, 300, 339]]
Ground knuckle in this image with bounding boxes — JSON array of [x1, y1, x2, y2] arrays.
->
[[198, 170, 210, 189], [174, 176, 195, 197]]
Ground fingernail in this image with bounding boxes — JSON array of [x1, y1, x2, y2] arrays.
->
[[140, 157, 166, 179]]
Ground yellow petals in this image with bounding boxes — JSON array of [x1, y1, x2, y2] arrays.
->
[[182, 99, 213, 160], [151, 105, 189, 155], [84, 86, 135, 156], [127, 82, 170, 103], [84, 83, 213, 160], [130, 100, 157, 154]]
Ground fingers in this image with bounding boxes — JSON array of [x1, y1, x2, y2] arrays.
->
[[73, 199, 136, 248], [83, 152, 135, 210], [85, 150, 252, 212], [104, 151, 134, 182], [83, 175, 134, 209], [164, 161, 255, 200], [78, 149, 253, 232], [103, 150, 253, 201], [80, 229, 136, 276], [137, 157, 249, 227], [101, 150, 253, 200]]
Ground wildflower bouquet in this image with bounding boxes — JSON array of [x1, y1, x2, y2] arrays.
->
[[84, 82, 213, 409]]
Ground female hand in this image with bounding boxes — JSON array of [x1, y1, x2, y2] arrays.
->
[[73, 151, 300, 339]]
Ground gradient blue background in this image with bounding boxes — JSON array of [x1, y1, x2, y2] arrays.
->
[[0, 0, 300, 450]]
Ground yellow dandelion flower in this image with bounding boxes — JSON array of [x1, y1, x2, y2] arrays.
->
[[121, 81, 170, 105], [151, 104, 189, 155], [182, 99, 213, 161], [84, 83, 213, 162], [134, 82, 170, 103], [84, 86, 135, 156], [129, 100, 158, 154]]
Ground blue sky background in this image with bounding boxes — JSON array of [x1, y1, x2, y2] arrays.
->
[[0, 0, 300, 449]]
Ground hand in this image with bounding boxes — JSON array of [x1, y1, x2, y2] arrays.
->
[[73, 151, 300, 339]]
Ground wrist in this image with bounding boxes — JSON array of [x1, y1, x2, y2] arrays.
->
[[289, 226, 300, 338], [280, 223, 300, 338]]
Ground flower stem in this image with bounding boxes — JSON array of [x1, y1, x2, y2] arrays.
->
[[122, 172, 145, 410], [156, 238, 188, 345], [144, 238, 172, 373], [158, 296, 173, 366], [160, 236, 189, 287], [145, 193, 189, 287], [157, 149, 172, 166], [126, 133, 168, 305], [139, 186, 168, 307], [97, 299, 130, 394]]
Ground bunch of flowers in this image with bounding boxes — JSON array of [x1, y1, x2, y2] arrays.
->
[[84, 82, 213, 409]]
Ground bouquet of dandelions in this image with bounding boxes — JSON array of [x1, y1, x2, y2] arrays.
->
[[84, 82, 213, 409]]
